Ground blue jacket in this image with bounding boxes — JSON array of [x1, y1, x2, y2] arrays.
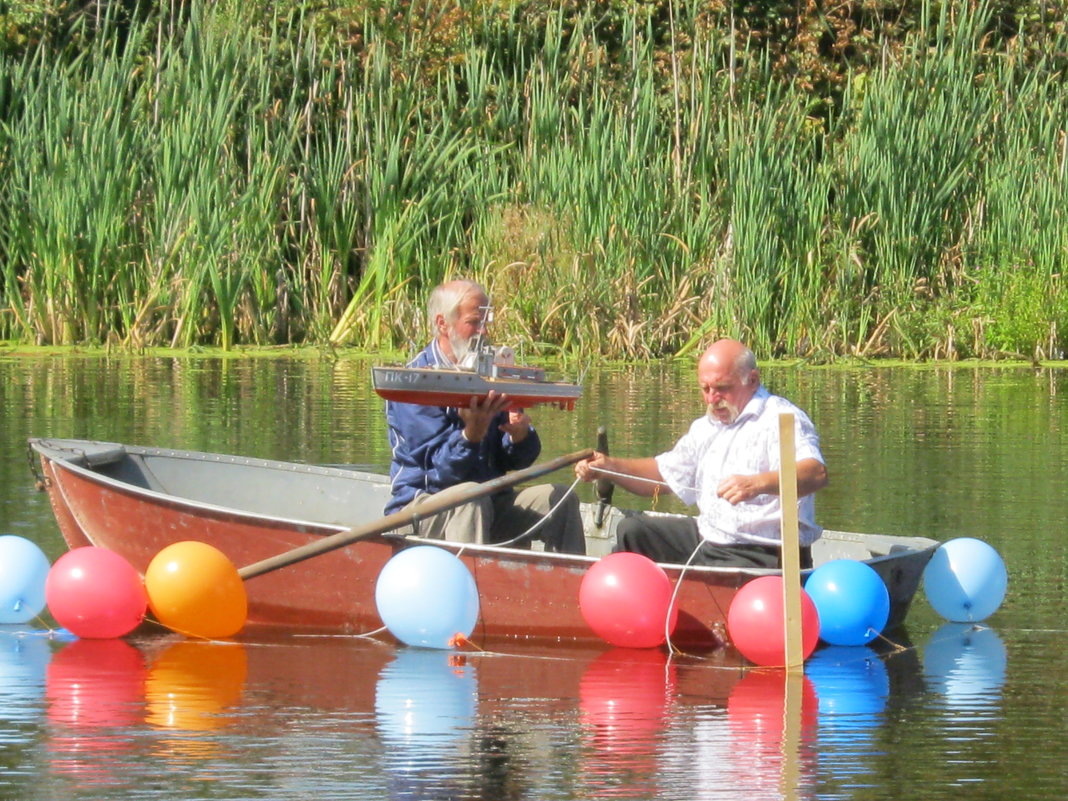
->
[[384, 340, 542, 514]]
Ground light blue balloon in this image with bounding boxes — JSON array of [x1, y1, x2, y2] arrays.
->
[[923, 538, 1007, 622], [804, 559, 890, 646], [923, 622, 1006, 709], [374, 546, 480, 649], [0, 535, 52, 624]]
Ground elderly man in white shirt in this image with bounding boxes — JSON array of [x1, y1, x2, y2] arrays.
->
[[575, 338, 828, 568]]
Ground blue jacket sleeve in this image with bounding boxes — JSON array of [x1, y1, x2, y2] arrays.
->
[[384, 399, 542, 513]]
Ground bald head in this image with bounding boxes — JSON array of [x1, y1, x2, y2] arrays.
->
[[697, 339, 760, 424]]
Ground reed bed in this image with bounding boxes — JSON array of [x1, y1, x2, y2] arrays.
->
[[0, 1, 1065, 360]]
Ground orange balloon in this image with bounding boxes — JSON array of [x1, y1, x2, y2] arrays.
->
[[144, 541, 247, 639]]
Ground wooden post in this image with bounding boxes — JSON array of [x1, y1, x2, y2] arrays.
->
[[779, 413, 804, 671]]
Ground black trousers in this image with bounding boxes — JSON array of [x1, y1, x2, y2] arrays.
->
[[614, 513, 812, 569]]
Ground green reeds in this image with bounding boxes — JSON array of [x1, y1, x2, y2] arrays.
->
[[0, 1, 1065, 359]]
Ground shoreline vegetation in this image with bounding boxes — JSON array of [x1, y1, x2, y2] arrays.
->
[[0, 2, 1065, 363]]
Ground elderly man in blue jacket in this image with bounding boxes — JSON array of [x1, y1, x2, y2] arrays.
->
[[383, 279, 585, 553]]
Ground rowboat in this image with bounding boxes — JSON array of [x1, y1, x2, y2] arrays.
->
[[28, 437, 938, 649], [371, 345, 583, 410]]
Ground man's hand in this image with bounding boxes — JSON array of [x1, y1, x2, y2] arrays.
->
[[574, 451, 608, 482], [499, 408, 532, 443], [458, 392, 511, 443], [716, 473, 771, 504]]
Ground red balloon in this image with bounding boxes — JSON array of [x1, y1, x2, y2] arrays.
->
[[45, 547, 148, 639], [579, 553, 679, 648], [727, 576, 820, 667]]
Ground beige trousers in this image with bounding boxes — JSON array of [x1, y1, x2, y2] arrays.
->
[[403, 482, 585, 554]]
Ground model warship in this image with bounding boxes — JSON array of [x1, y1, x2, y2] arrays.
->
[[371, 345, 583, 410]]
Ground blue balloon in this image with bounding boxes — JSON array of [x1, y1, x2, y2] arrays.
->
[[923, 622, 1006, 709], [375, 546, 480, 649], [0, 535, 52, 624], [923, 538, 1007, 622], [804, 559, 890, 646]]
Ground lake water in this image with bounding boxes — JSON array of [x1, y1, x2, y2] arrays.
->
[[1, 353, 1066, 800]]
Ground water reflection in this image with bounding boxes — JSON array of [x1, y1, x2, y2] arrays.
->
[[807, 646, 890, 735], [46, 638, 146, 728], [0, 628, 53, 729], [375, 648, 478, 798], [806, 646, 890, 793], [45, 638, 147, 787], [145, 640, 248, 731], [143, 639, 248, 763], [923, 623, 1007, 712], [726, 669, 819, 800], [578, 648, 678, 798]]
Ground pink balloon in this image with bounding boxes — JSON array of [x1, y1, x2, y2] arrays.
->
[[45, 547, 148, 639], [727, 576, 820, 667], [579, 552, 679, 648]]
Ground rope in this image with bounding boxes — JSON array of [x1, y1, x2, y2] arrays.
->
[[664, 539, 705, 658], [586, 465, 701, 494], [493, 476, 584, 548]]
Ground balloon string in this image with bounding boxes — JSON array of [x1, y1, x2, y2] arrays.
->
[[492, 476, 584, 548], [664, 539, 706, 659]]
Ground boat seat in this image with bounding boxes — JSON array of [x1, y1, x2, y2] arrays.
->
[[82, 445, 128, 467]]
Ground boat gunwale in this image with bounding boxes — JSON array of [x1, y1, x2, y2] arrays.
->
[[30, 437, 940, 579]]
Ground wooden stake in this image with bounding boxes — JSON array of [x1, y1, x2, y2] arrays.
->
[[779, 413, 804, 671]]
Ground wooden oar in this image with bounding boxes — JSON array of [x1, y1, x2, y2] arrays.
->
[[237, 448, 594, 580]]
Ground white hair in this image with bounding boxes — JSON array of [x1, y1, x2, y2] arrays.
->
[[426, 280, 488, 331]]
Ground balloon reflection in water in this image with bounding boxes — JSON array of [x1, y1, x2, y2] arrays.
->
[[923, 623, 1006, 711], [145, 640, 248, 731], [141, 640, 248, 764], [579, 648, 677, 752], [727, 669, 818, 795], [806, 646, 890, 734], [578, 648, 677, 798], [47, 638, 146, 728], [0, 629, 53, 725], [375, 648, 478, 780], [45, 638, 147, 786]]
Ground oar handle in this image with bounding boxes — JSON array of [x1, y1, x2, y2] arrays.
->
[[237, 448, 594, 580], [594, 426, 614, 528]]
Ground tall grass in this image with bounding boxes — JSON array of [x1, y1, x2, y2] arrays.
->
[[0, 0, 1065, 359]]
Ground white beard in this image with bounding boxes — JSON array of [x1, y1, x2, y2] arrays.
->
[[707, 401, 740, 424], [449, 331, 485, 369]]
